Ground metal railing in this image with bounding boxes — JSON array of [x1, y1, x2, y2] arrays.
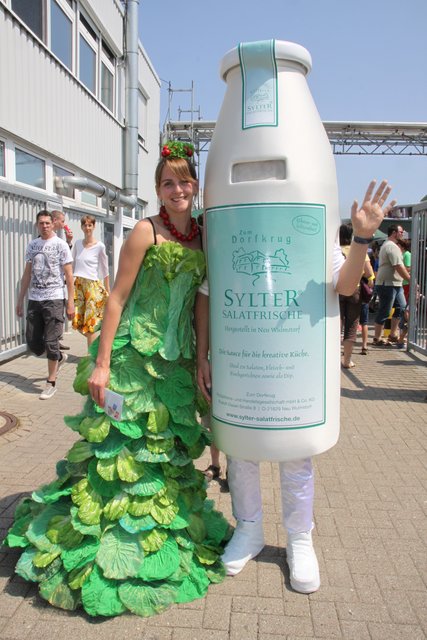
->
[[408, 203, 427, 356]]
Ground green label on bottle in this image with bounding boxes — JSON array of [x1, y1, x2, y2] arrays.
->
[[206, 202, 326, 430], [239, 39, 278, 129]]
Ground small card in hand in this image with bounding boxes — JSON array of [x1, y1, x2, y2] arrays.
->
[[104, 389, 124, 421]]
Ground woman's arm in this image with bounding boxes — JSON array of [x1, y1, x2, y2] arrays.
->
[[88, 220, 154, 407], [336, 180, 395, 295]]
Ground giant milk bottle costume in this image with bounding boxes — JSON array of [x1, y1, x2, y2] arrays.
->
[[204, 40, 341, 462]]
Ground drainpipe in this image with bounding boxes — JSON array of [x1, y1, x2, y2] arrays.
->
[[124, 0, 139, 199], [112, 0, 139, 276]]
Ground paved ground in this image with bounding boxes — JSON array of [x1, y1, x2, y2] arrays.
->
[[0, 329, 426, 640]]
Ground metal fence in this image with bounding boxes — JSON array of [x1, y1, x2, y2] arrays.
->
[[408, 202, 427, 356], [0, 185, 51, 362]]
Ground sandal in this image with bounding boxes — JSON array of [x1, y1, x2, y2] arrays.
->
[[361, 347, 368, 355], [372, 338, 391, 347], [342, 361, 356, 369], [203, 465, 220, 481], [387, 335, 399, 343]]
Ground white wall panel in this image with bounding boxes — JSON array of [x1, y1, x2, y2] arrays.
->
[[138, 44, 161, 216], [83, 0, 124, 54], [0, 7, 123, 188]]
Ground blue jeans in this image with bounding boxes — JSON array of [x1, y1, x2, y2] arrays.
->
[[375, 285, 406, 325]]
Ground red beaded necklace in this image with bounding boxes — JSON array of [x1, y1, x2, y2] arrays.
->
[[159, 205, 200, 242]]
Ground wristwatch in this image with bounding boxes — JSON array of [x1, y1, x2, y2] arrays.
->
[[353, 236, 373, 245]]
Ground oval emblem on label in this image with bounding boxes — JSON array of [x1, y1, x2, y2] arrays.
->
[[292, 215, 321, 235]]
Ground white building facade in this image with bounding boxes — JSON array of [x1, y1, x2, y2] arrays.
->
[[0, 0, 161, 360]]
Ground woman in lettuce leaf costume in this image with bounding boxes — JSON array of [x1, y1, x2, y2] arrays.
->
[[4, 141, 231, 618]]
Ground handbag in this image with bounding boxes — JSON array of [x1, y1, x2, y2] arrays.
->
[[360, 277, 374, 304]]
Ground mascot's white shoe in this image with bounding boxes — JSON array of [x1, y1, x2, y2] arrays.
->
[[221, 520, 265, 576], [286, 530, 320, 593]]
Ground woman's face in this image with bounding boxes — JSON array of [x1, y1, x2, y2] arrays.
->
[[157, 165, 197, 216], [82, 221, 95, 235]]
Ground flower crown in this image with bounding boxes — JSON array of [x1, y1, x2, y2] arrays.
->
[[161, 140, 194, 159]]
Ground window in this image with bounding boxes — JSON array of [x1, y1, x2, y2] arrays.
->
[[81, 191, 98, 206], [138, 91, 148, 146], [0, 141, 4, 177], [79, 34, 96, 94], [11, 1, 117, 113], [101, 63, 114, 111], [15, 148, 45, 189], [53, 165, 74, 198], [51, 0, 72, 70], [135, 202, 147, 220], [12, 0, 43, 40]]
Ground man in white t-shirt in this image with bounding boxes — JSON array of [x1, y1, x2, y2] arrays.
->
[[16, 210, 75, 399]]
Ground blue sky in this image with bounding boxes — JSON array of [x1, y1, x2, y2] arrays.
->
[[139, 0, 427, 216]]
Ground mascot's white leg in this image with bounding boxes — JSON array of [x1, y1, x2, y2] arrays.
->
[[221, 457, 265, 576], [280, 458, 320, 593]]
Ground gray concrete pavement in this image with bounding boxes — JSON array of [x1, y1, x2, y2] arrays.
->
[[0, 329, 426, 640]]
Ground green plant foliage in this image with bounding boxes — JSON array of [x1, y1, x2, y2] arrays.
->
[[81, 565, 126, 617], [96, 457, 118, 482], [118, 580, 178, 617], [91, 430, 130, 459], [206, 560, 227, 584], [146, 402, 169, 434], [111, 418, 146, 439], [68, 562, 93, 590], [176, 560, 210, 603], [202, 507, 232, 546], [62, 536, 100, 571], [70, 506, 102, 538], [67, 440, 93, 463], [103, 492, 131, 521], [109, 347, 151, 393], [46, 515, 84, 548], [156, 367, 194, 410], [137, 536, 180, 581], [26, 503, 69, 552], [132, 439, 171, 463], [6, 244, 230, 619], [88, 459, 121, 496], [169, 420, 201, 447], [128, 495, 153, 517], [117, 448, 146, 482], [119, 513, 157, 534], [79, 414, 111, 443], [39, 568, 81, 610], [73, 356, 95, 395], [121, 464, 165, 496], [71, 479, 103, 525], [15, 548, 49, 582], [139, 529, 167, 554], [96, 526, 144, 579], [33, 549, 61, 568]]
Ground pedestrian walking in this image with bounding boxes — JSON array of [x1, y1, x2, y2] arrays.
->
[[16, 210, 74, 399]]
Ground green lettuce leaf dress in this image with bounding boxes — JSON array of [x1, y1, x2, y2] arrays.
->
[[4, 243, 231, 618]]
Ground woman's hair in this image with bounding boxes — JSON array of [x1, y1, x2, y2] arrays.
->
[[80, 214, 96, 226], [155, 157, 197, 190], [397, 238, 410, 252], [339, 223, 353, 246]]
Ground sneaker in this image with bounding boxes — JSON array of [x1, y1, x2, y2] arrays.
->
[[57, 352, 68, 374], [221, 519, 265, 576], [59, 342, 70, 350], [286, 530, 320, 594], [39, 382, 57, 400]]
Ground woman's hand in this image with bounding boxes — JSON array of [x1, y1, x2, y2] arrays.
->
[[351, 179, 396, 238], [88, 365, 110, 408], [197, 357, 212, 404]]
